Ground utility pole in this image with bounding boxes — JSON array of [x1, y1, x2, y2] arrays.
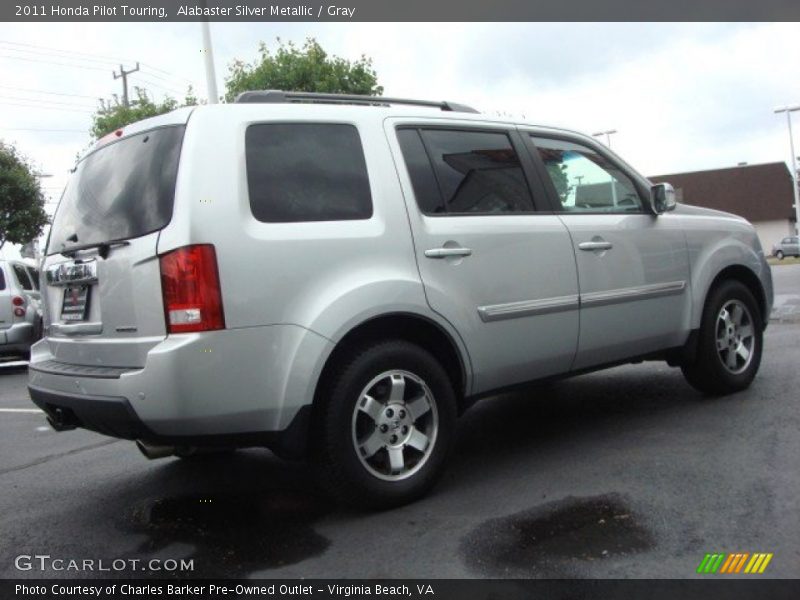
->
[[113, 62, 140, 107], [774, 105, 800, 236]]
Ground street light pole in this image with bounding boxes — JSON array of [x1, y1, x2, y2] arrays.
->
[[774, 105, 800, 237], [199, 0, 219, 104], [592, 129, 619, 205], [593, 129, 617, 148]]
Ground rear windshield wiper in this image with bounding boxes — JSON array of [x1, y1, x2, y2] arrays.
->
[[60, 238, 131, 259]]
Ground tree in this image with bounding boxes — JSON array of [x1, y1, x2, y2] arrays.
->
[[0, 141, 49, 250], [225, 37, 383, 102], [91, 87, 198, 139]]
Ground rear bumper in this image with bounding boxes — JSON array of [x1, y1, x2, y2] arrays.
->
[[29, 385, 312, 457], [0, 322, 34, 353], [27, 324, 332, 451]]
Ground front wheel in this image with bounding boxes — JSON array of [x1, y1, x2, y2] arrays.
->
[[681, 280, 763, 395], [776, 250, 784, 260], [315, 340, 457, 509]]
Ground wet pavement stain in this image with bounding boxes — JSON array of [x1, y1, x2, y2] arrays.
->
[[461, 494, 654, 577], [118, 491, 331, 577]]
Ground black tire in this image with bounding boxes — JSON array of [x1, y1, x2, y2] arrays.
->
[[315, 339, 457, 509], [776, 250, 784, 260], [681, 280, 763, 396]]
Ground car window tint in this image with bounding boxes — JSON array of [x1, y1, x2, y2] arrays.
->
[[26, 267, 40, 290], [397, 128, 445, 214], [531, 136, 643, 213], [12, 264, 33, 290], [418, 129, 535, 214], [246, 123, 372, 222]]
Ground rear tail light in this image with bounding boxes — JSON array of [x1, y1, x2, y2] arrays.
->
[[14, 307, 25, 317], [159, 245, 225, 334], [12, 296, 24, 306]]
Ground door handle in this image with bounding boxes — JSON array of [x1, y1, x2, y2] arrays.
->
[[424, 247, 473, 259], [578, 241, 613, 251]]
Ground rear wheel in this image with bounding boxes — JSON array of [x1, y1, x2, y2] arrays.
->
[[681, 280, 763, 395], [776, 250, 784, 260], [316, 340, 457, 509]]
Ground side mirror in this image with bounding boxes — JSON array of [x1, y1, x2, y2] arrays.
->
[[651, 182, 677, 214]]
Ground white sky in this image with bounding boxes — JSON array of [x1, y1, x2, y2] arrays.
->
[[1, 21, 799, 226]]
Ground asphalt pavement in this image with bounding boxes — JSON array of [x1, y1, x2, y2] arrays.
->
[[0, 265, 798, 579]]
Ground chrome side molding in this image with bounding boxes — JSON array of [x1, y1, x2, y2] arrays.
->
[[478, 294, 580, 322], [477, 281, 686, 322]]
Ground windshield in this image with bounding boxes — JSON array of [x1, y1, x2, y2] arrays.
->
[[47, 125, 185, 254]]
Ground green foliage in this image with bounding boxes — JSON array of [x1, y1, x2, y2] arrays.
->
[[91, 87, 199, 139], [547, 162, 570, 203], [225, 37, 383, 102], [0, 141, 49, 250]]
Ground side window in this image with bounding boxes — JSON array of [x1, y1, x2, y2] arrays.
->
[[245, 123, 372, 223], [0, 266, 6, 291], [396, 129, 445, 214], [26, 267, 40, 290], [531, 136, 644, 213], [399, 128, 535, 215], [12, 264, 33, 291]]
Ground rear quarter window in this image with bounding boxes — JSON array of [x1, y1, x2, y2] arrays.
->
[[245, 123, 373, 222], [12, 264, 33, 291], [0, 266, 6, 291]]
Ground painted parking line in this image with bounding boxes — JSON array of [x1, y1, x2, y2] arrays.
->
[[0, 408, 42, 414]]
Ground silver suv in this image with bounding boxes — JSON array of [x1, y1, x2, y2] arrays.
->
[[1, 258, 42, 360], [772, 235, 799, 259], [29, 92, 773, 508]]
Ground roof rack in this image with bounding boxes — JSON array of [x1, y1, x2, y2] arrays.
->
[[233, 90, 479, 114]]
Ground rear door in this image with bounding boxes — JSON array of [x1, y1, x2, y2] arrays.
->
[[40, 123, 186, 368], [524, 132, 691, 369], [387, 120, 580, 394]]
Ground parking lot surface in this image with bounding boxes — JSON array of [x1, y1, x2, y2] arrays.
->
[[0, 266, 798, 579]]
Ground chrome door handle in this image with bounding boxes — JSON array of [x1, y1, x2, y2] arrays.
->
[[424, 247, 473, 259], [578, 241, 613, 251]]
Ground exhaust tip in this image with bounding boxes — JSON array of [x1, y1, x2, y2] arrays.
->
[[46, 407, 78, 432], [135, 440, 176, 460]]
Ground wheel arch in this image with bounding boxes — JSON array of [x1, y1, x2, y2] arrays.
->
[[312, 312, 471, 415], [704, 264, 768, 329]]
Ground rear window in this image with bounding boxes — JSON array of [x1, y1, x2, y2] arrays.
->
[[12, 264, 33, 291], [47, 125, 185, 254], [245, 123, 372, 222]]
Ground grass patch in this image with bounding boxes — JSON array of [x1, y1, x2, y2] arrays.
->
[[767, 256, 800, 266]]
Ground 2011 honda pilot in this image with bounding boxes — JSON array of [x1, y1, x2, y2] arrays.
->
[[29, 91, 774, 508]]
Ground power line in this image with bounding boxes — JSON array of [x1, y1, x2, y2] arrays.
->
[[0, 39, 198, 86], [0, 94, 95, 109], [0, 44, 119, 67], [0, 54, 110, 72], [0, 85, 98, 99], [0, 127, 86, 132], [0, 101, 93, 114]]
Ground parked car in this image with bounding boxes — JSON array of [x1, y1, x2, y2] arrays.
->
[[772, 235, 799, 259], [28, 92, 773, 508], [1, 258, 43, 360]]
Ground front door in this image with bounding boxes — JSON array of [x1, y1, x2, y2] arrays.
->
[[526, 133, 692, 370]]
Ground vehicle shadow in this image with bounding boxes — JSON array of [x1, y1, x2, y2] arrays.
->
[[42, 365, 716, 578]]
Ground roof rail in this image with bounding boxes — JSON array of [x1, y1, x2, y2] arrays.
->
[[233, 90, 479, 114]]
